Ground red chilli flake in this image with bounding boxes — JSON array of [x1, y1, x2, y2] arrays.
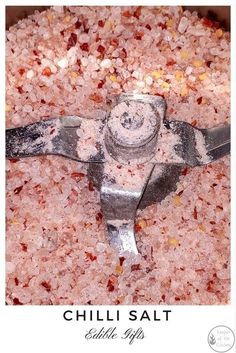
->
[[202, 17, 220, 29], [70, 172, 85, 179], [42, 67, 52, 77], [193, 206, 198, 220], [95, 34, 101, 43], [197, 96, 203, 104], [13, 297, 23, 305], [97, 44, 106, 54], [206, 280, 214, 292], [120, 48, 127, 59], [131, 264, 141, 271], [88, 181, 95, 191], [80, 43, 89, 52], [97, 80, 105, 89], [89, 93, 103, 103], [206, 60, 212, 68], [18, 68, 25, 75], [50, 128, 55, 135], [181, 167, 189, 176], [154, 92, 165, 98], [85, 252, 97, 261], [96, 212, 103, 222], [134, 32, 144, 40], [158, 22, 167, 30], [133, 6, 142, 19], [14, 277, 19, 286], [67, 33, 77, 50], [119, 256, 125, 266], [20, 243, 28, 252], [134, 223, 142, 232], [14, 185, 23, 195], [110, 38, 119, 47], [191, 120, 197, 127], [41, 281, 51, 292], [122, 10, 132, 18], [107, 279, 115, 292], [98, 20, 105, 27], [145, 24, 152, 30], [17, 86, 24, 94], [166, 58, 176, 66], [75, 19, 82, 29]]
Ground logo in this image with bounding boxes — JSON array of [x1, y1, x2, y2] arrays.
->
[[208, 325, 235, 352]]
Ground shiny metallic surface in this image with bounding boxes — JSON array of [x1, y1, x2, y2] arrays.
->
[[100, 164, 154, 254], [6, 116, 106, 163], [6, 94, 231, 254], [200, 125, 230, 162]]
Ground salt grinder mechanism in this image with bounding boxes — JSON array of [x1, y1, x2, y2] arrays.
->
[[6, 94, 230, 254]]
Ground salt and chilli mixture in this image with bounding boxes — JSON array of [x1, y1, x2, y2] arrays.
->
[[6, 6, 230, 305]]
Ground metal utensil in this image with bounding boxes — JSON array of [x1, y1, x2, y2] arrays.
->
[[6, 94, 230, 254]]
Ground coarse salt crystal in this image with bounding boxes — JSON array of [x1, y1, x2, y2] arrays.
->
[[79, 33, 90, 43], [185, 66, 193, 75], [116, 58, 123, 67], [57, 57, 68, 68], [132, 70, 142, 80], [136, 80, 145, 88], [188, 75, 196, 82], [145, 75, 153, 86], [81, 57, 88, 66], [100, 58, 112, 69], [23, 104, 33, 113], [53, 6, 64, 13], [6, 261, 15, 273], [178, 17, 189, 34], [41, 58, 52, 67], [12, 114, 21, 124], [96, 242, 106, 252], [26, 69, 34, 79]]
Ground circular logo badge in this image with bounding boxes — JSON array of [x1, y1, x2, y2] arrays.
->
[[208, 325, 235, 352]]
